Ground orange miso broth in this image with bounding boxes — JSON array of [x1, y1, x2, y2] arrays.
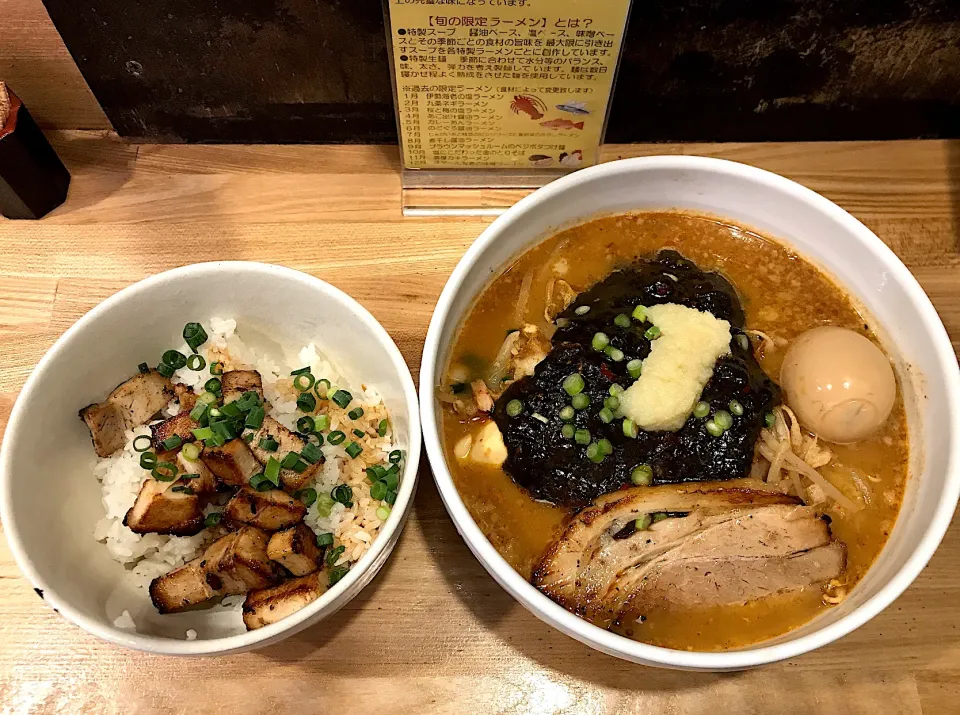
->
[[439, 212, 908, 651]]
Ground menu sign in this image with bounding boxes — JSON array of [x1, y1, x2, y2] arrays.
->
[[386, 0, 632, 171]]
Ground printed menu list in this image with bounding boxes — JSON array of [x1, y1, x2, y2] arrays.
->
[[387, 0, 632, 170]]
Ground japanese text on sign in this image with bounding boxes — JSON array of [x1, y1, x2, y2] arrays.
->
[[387, 0, 631, 170]]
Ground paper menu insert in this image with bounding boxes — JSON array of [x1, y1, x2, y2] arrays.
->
[[386, 0, 632, 171]]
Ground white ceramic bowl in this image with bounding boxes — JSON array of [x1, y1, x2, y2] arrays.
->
[[420, 156, 960, 670], [1, 262, 421, 655]]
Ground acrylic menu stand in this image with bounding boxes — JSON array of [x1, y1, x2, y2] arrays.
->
[[383, 0, 632, 216]]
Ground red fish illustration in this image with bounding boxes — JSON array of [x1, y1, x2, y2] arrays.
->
[[540, 118, 585, 130], [510, 94, 546, 120]]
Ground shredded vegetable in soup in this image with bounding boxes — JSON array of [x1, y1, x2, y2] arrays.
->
[[439, 212, 908, 651]]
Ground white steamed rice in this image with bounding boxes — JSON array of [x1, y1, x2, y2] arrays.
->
[[94, 317, 401, 635]]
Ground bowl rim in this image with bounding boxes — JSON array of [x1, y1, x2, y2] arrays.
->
[[0, 260, 422, 656], [418, 155, 960, 669]]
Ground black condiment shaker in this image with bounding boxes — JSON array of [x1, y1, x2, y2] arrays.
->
[[0, 84, 71, 219]]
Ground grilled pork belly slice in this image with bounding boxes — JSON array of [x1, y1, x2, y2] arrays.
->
[[534, 484, 845, 627], [221, 370, 263, 405], [267, 523, 322, 576], [150, 556, 221, 614], [200, 526, 280, 595], [123, 478, 204, 536], [176, 449, 217, 495], [249, 416, 322, 491], [80, 370, 174, 457], [202, 438, 262, 489], [242, 571, 327, 630], [173, 383, 199, 412], [224, 486, 307, 531], [150, 412, 200, 450]]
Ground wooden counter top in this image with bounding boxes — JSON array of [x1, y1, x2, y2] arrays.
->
[[1, 134, 958, 714]]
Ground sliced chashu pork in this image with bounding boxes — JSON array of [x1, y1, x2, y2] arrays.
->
[[533, 483, 845, 627], [79, 370, 174, 457]]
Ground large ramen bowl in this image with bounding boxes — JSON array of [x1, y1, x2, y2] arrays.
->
[[419, 156, 960, 670]]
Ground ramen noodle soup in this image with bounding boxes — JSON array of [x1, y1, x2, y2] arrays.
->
[[438, 212, 908, 651]]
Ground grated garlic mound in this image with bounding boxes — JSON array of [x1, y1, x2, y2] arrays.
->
[[619, 304, 732, 431]]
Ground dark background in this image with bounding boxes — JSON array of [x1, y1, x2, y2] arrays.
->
[[42, 0, 960, 143]]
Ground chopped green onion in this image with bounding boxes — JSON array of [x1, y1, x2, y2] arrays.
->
[[245, 406, 265, 429], [162, 350, 187, 369], [233, 391, 260, 412], [599, 407, 614, 423], [635, 514, 652, 531], [181, 442, 201, 462], [133, 435, 152, 453], [314, 379, 331, 399], [693, 401, 710, 418], [714, 410, 733, 430], [316, 532, 334, 548], [156, 362, 175, 378], [384, 490, 398, 506], [315, 494, 335, 518], [280, 452, 300, 470], [531, 412, 549, 424], [574, 428, 591, 445], [139, 452, 157, 469], [208, 407, 223, 420], [591, 332, 610, 351], [308, 431, 324, 446], [198, 391, 218, 405], [138, 362, 150, 374], [327, 430, 346, 445], [614, 313, 631, 329], [191, 427, 214, 441], [705, 420, 724, 437], [331, 484, 353, 506], [622, 419, 638, 439], [765, 412, 776, 428], [171, 485, 195, 495], [219, 402, 242, 418], [331, 390, 352, 409], [389, 450, 403, 464], [561, 424, 575, 439], [244, 433, 254, 443], [210, 361, 224, 375], [152, 462, 178, 481], [383, 468, 400, 490], [186, 354, 206, 371], [325, 544, 346, 566], [627, 359, 643, 379], [586, 442, 604, 463], [555, 317, 570, 328], [345, 442, 363, 458], [205, 434, 227, 448], [598, 438, 613, 456], [265, 457, 281, 484], [347, 407, 364, 420], [605, 395, 620, 411], [297, 392, 317, 412], [631, 464, 653, 486], [609, 383, 624, 397], [652, 512, 671, 523], [290, 366, 312, 376], [329, 566, 349, 587], [378, 419, 389, 437], [250, 473, 272, 491], [204, 512, 222, 528], [368, 465, 386, 480], [352, 429, 364, 439], [315, 414, 331, 431], [183, 322, 208, 352], [293, 373, 315, 392], [559, 405, 575, 422], [204, 377, 222, 394], [644, 325, 662, 340], [575, 305, 591, 315], [161, 435, 183, 451], [258, 437, 279, 452], [631, 305, 647, 322], [729, 400, 744, 417], [736, 333, 750, 351], [562, 373, 585, 396], [505, 399, 523, 417], [294, 488, 318, 507], [370, 480, 388, 500], [376, 505, 391, 521], [189, 402, 208, 422], [604, 346, 625, 362], [297, 416, 316, 434], [571, 393, 590, 410]]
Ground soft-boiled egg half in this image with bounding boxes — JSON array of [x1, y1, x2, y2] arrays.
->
[[780, 326, 896, 444]]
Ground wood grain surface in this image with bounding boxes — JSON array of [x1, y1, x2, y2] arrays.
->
[[1, 135, 959, 715]]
